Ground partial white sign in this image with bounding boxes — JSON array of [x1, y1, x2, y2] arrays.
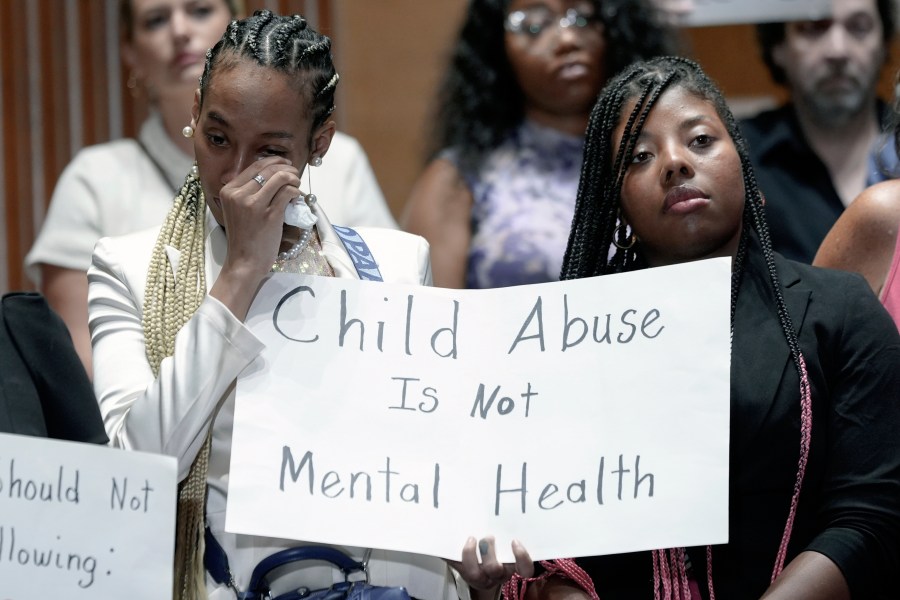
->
[[666, 0, 831, 26], [0, 434, 176, 599], [228, 258, 732, 562]]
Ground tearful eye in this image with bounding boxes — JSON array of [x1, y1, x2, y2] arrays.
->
[[692, 134, 713, 147]]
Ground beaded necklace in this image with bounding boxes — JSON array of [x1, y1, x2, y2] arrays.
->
[[272, 226, 334, 276], [272, 194, 334, 276]]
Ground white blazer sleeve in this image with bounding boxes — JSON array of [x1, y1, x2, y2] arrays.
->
[[88, 235, 265, 481]]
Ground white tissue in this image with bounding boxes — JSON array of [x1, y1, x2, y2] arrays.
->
[[284, 197, 318, 230]]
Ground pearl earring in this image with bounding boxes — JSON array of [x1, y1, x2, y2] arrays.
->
[[306, 158, 318, 203], [190, 162, 199, 177], [182, 125, 194, 138]]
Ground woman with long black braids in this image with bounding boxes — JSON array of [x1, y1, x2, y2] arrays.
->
[[460, 56, 900, 600]]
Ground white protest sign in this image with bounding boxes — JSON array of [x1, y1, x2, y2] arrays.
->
[[227, 258, 731, 562], [0, 434, 176, 599], [679, 0, 831, 26]]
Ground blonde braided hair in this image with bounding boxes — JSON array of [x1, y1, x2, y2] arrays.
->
[[147, 9, 341, 597], [142, 169, 210, 600]]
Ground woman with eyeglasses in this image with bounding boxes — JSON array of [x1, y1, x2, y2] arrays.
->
[[403, 0, 676, 289]]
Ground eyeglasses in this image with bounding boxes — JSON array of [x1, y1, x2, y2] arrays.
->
[[504, 6, 601, 39]]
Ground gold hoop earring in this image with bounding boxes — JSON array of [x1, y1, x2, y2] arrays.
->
[[613, 223, 637, 250]]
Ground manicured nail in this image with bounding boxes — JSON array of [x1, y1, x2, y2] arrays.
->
[[479, 539, 489, 556]]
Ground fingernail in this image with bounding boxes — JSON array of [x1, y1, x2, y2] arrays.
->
[[478, 539, 489, 556]]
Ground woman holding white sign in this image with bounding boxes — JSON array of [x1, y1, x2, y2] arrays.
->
[[461, 57, 900, 599], [88, 11, 457, 600]]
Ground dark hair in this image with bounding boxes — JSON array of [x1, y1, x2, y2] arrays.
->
[[561, 56, 758, 278], [429, 0, 677, 171], [757, 0, 895, 86], [198, 10, 339, 132], [119, 0, 242, 41], [560, 56, 813, 595]]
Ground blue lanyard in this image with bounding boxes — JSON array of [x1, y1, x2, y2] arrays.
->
[[331, 226, 384, 282]]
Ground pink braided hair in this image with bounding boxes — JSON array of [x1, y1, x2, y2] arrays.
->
[[771, 352, 813, 580], [502, 558, 599, 600]]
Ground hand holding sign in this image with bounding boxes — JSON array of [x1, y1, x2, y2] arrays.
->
[[451, 536, 533, 598]]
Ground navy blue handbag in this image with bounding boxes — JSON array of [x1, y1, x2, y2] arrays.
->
[[241, 545, 412, 600], [205, 527, 413, 600]]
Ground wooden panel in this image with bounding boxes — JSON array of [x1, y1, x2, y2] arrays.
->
[[0, 0, 13, 290], [332, 0, 468, 216], [1, 0, 34, 292], [39, 0, 72, 222], [79, 0, 109, 146], [686, 25, 786, 100]]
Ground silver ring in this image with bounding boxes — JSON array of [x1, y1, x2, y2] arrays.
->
[[252, 174, 266, 187]]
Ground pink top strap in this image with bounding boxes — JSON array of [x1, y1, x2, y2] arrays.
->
[[880, 225, 900, 331]]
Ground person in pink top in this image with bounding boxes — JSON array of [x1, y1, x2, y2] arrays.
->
[[814, 179, 900, 329]]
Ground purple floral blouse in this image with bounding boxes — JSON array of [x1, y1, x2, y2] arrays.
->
[[455, 120, 584, 289]]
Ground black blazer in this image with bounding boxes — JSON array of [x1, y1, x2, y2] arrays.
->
[[577, 242, 900, 599], [0, 292, 107, 444]]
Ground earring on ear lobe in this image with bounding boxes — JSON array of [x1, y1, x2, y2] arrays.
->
[[613, 222, 637, 250], [305, 161, 317, 204], [311, 156, 322, 167], [182, 125, 194, 138]]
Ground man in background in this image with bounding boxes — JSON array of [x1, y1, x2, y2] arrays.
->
[[741, 0, 895, 263]]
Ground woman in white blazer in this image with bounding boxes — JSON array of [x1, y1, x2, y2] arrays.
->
[[88, 11, 454, 600]]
